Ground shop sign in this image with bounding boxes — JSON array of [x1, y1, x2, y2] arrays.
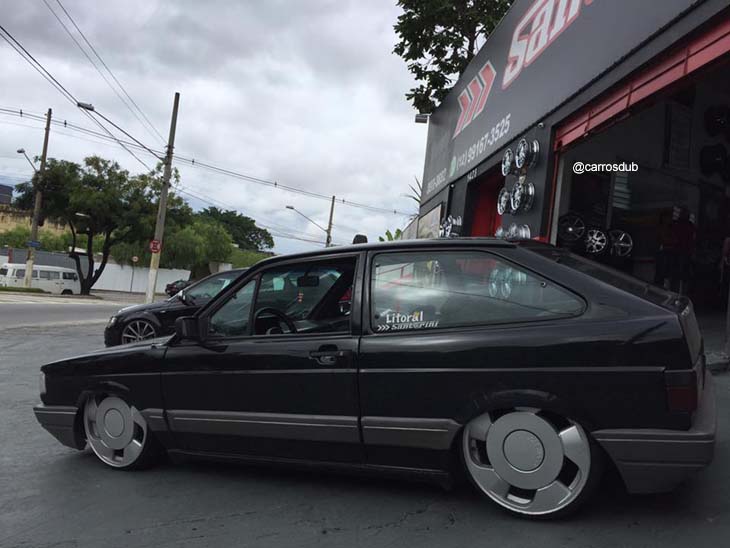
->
[[422, 0, 703, 202]]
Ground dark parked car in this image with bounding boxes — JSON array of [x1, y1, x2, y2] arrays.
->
[[35, 239, 715, 518], [165, 278, 191, 297], [104, 269, 246, 346]]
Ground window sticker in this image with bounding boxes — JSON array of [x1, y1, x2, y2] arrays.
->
[[376, 309, 439, 332]]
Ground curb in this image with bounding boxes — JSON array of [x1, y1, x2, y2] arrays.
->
[[0, 291, 103, 300], [707, 351, 729, 373]]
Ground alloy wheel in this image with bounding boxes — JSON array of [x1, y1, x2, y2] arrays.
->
[[121, 320, 156, 344], [584, 228, 608, 255], [609, 229, 633, 257], [84, 395, 149, 469], [463, 408, 593, 517], [557, 213, 586, 243]]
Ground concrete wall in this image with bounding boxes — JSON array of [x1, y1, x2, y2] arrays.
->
[[0, 206, 67, 234], [1, 248, 189, 293]]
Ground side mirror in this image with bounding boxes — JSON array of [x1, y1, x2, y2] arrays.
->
[[175, 316, 207, 342]]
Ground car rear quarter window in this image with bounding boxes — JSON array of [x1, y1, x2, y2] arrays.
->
[[371, 250, 584, 332], [0, 268, 7, 276]]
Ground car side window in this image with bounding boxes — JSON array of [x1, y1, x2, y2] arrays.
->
[[209, 280, 256, 337], [371, 250, 584, 332], [252, 257, 356, 336]]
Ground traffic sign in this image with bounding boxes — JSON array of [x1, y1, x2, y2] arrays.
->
[[149, 240, 161, 254], [26, 240, 41, 249], [132, 256, 139, 263]]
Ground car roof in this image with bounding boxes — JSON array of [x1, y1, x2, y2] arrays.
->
[[255, 237, 515, 267]]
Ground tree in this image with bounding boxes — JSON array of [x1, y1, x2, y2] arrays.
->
[[14, 156, 174, 294], [197, 207, 273, 251], [393, 0, 512, 113], [379, 228, 403, 242]]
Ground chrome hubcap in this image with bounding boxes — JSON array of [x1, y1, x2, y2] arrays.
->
[[121, 320, 156, 344], [464, 409, 591, 516], [84, 395, 147, 467]]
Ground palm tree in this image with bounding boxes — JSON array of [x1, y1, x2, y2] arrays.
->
[[378, 228, 403, 242]]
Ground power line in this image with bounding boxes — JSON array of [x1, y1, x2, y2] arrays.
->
[[0, 25, 153, 171], [0, 25, 76, 105], [175, 186, 336, 246], [1, 103, 412, 216], [50, 0, 166, 144]]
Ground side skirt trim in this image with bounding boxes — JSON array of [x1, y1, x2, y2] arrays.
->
[[361, 417, 461, 450], [166, 410, 360, 444]]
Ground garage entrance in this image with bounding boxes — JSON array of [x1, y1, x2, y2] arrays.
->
[[552, 58, 730, 318]]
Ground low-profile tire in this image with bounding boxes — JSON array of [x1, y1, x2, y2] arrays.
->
[[83, 394, 162, 470], [120, 319, 157, 344], [462, 408, 602, 519]]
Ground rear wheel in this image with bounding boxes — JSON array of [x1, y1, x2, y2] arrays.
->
[[61, 289, 73, 295], [463, 408, 602, 518], [83, 394, 161, 470]]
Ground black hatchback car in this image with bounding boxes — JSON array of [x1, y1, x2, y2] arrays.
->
[[104, 269, 245, 346], [35, 239, 715, 518]]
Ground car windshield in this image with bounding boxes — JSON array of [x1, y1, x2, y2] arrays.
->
[[182, 272, 238, 304]]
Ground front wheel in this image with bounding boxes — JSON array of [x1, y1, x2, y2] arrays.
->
[[462, 408, 602, 518], [121, 319, 157, 344], [83, 394, 162, 470]]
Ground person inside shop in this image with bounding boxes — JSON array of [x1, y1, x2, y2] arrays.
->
[[667, 208, 696, 295]]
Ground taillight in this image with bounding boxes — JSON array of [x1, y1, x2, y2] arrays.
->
[[665, 369, 698, 412]]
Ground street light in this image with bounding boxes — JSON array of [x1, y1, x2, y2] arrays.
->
[[285, 205, 327, 233], [17, 148, 38, 174], [285, 203, 335, 247]]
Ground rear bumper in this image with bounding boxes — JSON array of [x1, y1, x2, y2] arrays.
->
[[33, 404, 85, 450], [593, 373, 716, 494]]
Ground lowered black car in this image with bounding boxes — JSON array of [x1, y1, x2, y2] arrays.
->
[[104, 269, 245, 346], [35, 239, 715, 518]]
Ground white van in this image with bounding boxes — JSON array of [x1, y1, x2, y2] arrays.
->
[[0, 263, 81, 295]]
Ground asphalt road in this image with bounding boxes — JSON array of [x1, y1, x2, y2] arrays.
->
[[1, 305, 729, 548], [0, 296, 125, 331]]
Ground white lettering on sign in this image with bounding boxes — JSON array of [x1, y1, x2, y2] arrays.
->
[[503, 0, 587, 89]]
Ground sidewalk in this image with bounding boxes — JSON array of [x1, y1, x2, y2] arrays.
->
[[91, 290, 168, 305], [697, 313, 728, 372]]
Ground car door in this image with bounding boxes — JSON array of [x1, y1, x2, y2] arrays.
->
[[162, 252, 364, 463], [357, 247, 586, 471]]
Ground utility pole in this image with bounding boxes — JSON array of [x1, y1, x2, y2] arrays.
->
[[325, 195, 335, 247], [24, 108, 51, 289], [145, 92, 180, 304]]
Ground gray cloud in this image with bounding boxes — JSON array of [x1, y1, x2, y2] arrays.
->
[[0, 0, 425, 254]]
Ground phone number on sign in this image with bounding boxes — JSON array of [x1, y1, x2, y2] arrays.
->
[[451, 114, 511, 177]]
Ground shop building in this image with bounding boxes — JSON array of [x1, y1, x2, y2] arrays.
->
[[418, 0, 730, 321]]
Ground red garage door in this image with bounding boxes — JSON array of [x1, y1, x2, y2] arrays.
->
[[555, 14, 730, 151]]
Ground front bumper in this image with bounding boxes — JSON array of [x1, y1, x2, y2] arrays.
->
[[593, 373, 716, 494], [104, 324, 122, 346], [33, 404, 85, 450]]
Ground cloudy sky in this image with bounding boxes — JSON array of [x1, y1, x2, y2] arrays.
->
[[0, 0, 426, 254]]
